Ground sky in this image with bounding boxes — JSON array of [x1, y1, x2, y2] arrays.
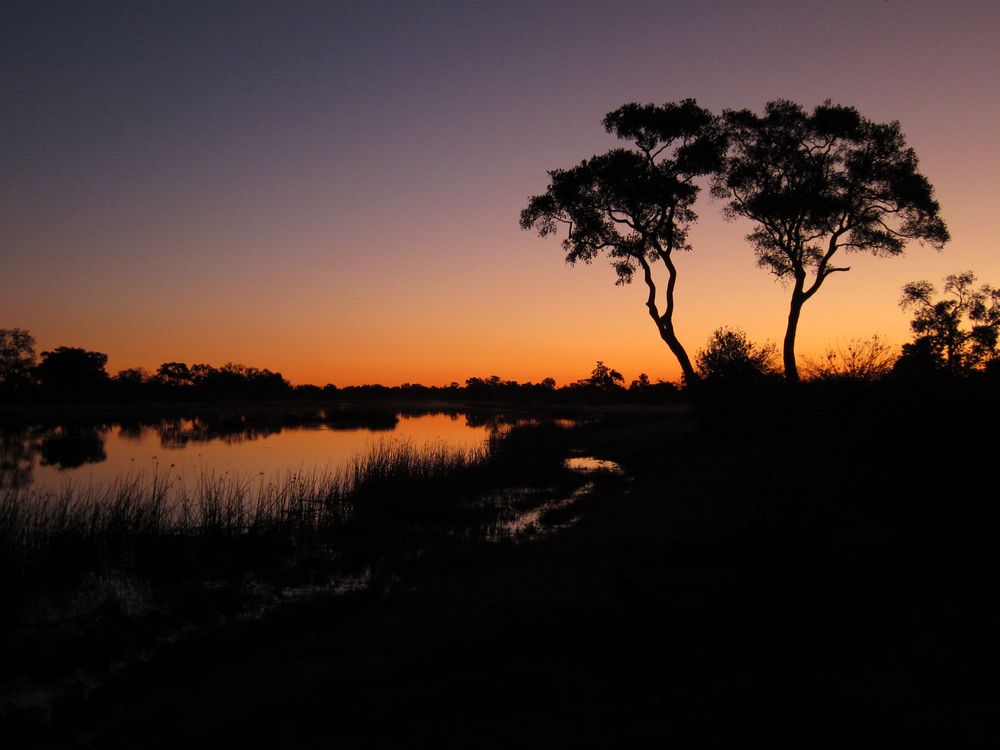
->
[[2, 0, 998, 386]]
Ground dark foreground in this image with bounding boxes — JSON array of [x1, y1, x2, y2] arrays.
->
[[3, 388, 999, 748]]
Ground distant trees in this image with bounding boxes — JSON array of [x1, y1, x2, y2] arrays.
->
[[123, 361, 293, 399], [583, 361, 624, 390], [898, 271, 999, 374], [463, 375, 564, 401], [113, 368, 151, 399], [187, 362, 290, 398], [155, 362, 193, 388], [713, 100, 949, 385], [629, 373, 651, 392], [0, 328, 36, 392], [521, 100, 724, 385], [0, 331, 299, 403], [34, 347, 110, 397]]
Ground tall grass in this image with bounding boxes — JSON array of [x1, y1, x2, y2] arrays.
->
[[0, 422, 569, 599]]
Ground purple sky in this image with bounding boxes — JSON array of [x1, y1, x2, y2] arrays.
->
[[3, 0, 998, 384]]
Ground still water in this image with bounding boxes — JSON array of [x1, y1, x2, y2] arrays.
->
[[1, 409, 503, 495]]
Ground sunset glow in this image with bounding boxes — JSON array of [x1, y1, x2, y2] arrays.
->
[[3, 1, 998, 385]]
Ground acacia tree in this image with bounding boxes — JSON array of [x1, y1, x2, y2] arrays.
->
[[899, 271, 999, 373], [713, 100, 949, 385], [520, 100, 723, 385]]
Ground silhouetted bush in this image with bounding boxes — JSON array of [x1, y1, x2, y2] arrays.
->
[[695, 327, 779, 391], [802, 335, 897, 383]]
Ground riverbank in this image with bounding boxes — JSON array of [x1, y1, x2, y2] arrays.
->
[[3, 394, 998, 747], [0, 395, 694, 428]]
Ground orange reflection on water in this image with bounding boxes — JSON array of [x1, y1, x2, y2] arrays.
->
[[22, 412, 494, 495]]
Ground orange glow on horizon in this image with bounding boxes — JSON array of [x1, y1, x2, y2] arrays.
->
[[4, 3, 997, 388]]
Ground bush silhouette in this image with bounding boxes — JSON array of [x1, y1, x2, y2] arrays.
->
[[695, 327, 778, 387]]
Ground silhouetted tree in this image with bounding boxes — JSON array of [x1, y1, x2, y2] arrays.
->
[[584, 361, 624, 390], [155, 361, 194, 388], [899, 271, 999, 374], [34, 347, 110, 398], [521, 100, 724, 385], [713, 100, 949, 385], [113, 368, 150, 399], [892, 337, 942, 380], [695, 327, 777, 385], [629, 373, 651, 391], [114, 368, 148, 385], [0, 328, 36, 393]]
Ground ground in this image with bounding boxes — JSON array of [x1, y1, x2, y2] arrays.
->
[[3, 390, 999, 748]]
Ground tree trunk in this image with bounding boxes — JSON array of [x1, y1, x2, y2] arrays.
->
[[656, 318, 698, 386], [784, 288, 805, 387], [638, 250, 698, 387], [659, 249, 698, 387]]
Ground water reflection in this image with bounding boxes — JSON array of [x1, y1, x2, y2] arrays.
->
[[323, 409, 399, 431], [155, 417, 284, 448], [38, 428, 107, 469], [563, 456, 623, 474], [0, 409, 537, 494], [1, 431, 37, 488]]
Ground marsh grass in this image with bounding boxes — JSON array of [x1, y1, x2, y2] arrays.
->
[[0, 422, 572, 607]]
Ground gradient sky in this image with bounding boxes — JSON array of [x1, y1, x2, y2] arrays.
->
[[3, 0, 998, 386]]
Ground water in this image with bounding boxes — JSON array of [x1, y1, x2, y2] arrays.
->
[[1, 408, 504, 495], [563, 456, 623, 474]]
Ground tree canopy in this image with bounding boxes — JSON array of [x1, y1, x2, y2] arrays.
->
[[581, 361, 624, 390], [899, 271, 999, 374], [0, 328, 36, 391], [713, 99, 949, 385], [522, 99, 948, 390], [520, 99, 723, 385], [34, 347, 110, 397]]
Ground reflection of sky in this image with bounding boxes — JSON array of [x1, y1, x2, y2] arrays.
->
[[3, 2, 998, 385], [15, 414, 492, 496]]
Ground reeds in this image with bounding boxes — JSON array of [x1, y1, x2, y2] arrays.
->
[[0, 423, 569, 598]]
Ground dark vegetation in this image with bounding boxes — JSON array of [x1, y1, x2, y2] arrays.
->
[[2, 272, 999, 746], [522, 99, 949, 387], [0, 421, 579, 610], [713, 100, 949, 385], [520, 100, 723, 385], [3, 383, 998, 747], [0, 333, 679, 413]]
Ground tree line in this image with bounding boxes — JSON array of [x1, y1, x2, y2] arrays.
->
[[0, 335, 681, 404], [0, 342, 292, 402], [2, 290, 996, 409]]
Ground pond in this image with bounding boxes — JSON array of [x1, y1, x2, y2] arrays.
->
[[0, 408, 513, 495]]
